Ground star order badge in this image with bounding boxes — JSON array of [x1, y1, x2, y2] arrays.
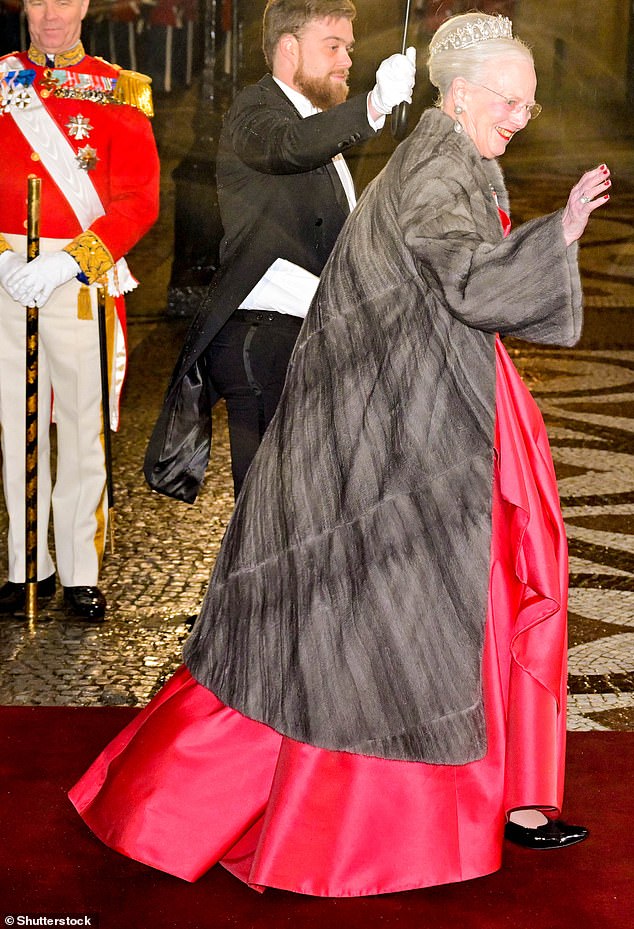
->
[[75, 144, 99, 171], [66, 114, 93, 140], [11, 89, 31, 109]]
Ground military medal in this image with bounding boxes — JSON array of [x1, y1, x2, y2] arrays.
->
[[66, 114, 93, 140], [75, 144, 99, 171], [0, 68, 36, 113], [12, 90, 32, 109], [39, 70, 61, 98], [40, 68, 117, 105], [0, 88, 31, 111]]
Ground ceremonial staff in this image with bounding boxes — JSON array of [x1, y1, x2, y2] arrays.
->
[[97, 287, 115, 554], [25, 175, 41, 622], [391, 0, 412, 140]]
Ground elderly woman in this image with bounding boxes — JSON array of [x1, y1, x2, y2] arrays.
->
[[70, 12, 609, 896]]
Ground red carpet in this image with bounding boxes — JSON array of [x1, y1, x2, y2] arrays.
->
[[0, 706, 631, 929]]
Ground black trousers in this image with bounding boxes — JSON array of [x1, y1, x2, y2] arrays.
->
[[207, 309, 303, 497]]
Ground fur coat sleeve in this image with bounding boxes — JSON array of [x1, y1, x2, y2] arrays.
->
[[183, 108, 583, 764]]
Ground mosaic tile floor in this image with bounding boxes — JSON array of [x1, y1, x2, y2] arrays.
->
[[509, 344, 634, 730]]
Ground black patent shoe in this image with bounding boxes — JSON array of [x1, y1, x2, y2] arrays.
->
[[504, 818, 589, 850], [0, 574, 56, 615], [63, 585, 106, 621]]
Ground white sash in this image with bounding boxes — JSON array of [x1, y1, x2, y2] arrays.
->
[[2, 55, 136, 296]]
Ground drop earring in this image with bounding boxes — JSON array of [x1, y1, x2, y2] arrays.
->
[[454, 105, 463, 133]]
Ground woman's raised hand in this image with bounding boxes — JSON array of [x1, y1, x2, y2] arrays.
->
[[562, 164, 611, 246]]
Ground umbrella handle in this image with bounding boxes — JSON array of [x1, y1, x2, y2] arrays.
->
[[390, 0, 413, 140], [391, 100, 409, 139]]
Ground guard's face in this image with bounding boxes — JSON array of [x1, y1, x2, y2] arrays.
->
[[25, 0, 90, 56], [293, 17, 354, 110]]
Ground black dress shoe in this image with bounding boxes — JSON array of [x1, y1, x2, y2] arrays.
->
[[0, 574, 56, 615], [504, 818, 589, 850], [63, 586, 107, 620]]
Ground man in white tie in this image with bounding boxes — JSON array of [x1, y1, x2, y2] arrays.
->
[[145, 0, 416, 501]]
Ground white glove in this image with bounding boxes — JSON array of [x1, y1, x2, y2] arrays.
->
[[5, 250, 80, 308], [370, 46, 417, 115], [0, 250, 27, 301]]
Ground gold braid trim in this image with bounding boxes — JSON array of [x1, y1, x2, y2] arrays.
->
[[28, 42, 86, 68], [64, 231, 114, 284], [0, 233, 12, 256], [112, 70, 154, 118]]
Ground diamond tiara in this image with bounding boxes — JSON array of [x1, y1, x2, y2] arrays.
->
[[429, 16, 513, 57]]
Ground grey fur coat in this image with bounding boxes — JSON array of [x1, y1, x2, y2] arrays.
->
[[184, 108, 583, 764]]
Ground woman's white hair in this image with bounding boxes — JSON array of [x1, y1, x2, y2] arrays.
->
[[427, 12, 533, 102]]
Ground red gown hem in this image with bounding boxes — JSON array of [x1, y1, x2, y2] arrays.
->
[[68, 337, 568, 896]]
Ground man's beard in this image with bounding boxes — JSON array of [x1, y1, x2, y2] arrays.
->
[[294, 63, 349, 110]]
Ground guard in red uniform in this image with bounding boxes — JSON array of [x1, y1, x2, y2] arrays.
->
[[0, 0, 159, 619]]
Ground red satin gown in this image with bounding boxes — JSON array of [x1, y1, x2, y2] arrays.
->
[[69, 211, 569, 897]]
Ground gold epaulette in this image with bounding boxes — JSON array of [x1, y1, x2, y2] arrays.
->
[[113, 69, 154, 118], [94, 56, 121, 70], [0, 233, 12, 256]]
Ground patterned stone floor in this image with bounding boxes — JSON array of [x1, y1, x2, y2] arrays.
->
[[509, 344, 634, 730], [0, 86, 632, 733]]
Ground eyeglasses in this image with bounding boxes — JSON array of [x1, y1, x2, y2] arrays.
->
[[471, 82, 542, 119]]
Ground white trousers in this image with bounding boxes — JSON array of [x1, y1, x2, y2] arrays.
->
[[0, 236, 108, 586]]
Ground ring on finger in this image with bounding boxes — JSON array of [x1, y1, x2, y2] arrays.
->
[[580, 194, 591, 204]]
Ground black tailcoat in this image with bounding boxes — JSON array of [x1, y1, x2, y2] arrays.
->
[[145, 75, 376, 501]]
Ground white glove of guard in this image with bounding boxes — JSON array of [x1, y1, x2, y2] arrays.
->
[[370, 46, 417, 115], [5, 250, 80, 308], [0, 250, 27, 301]]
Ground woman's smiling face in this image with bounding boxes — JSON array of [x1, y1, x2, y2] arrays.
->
[[458, 55, 538, 158]]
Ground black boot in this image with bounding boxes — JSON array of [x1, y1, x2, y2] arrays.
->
[[63, 586, 107, 621], [0, 574, 56, 616]]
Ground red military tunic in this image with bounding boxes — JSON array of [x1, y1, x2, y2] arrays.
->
[[0, 42, 159, 277]]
